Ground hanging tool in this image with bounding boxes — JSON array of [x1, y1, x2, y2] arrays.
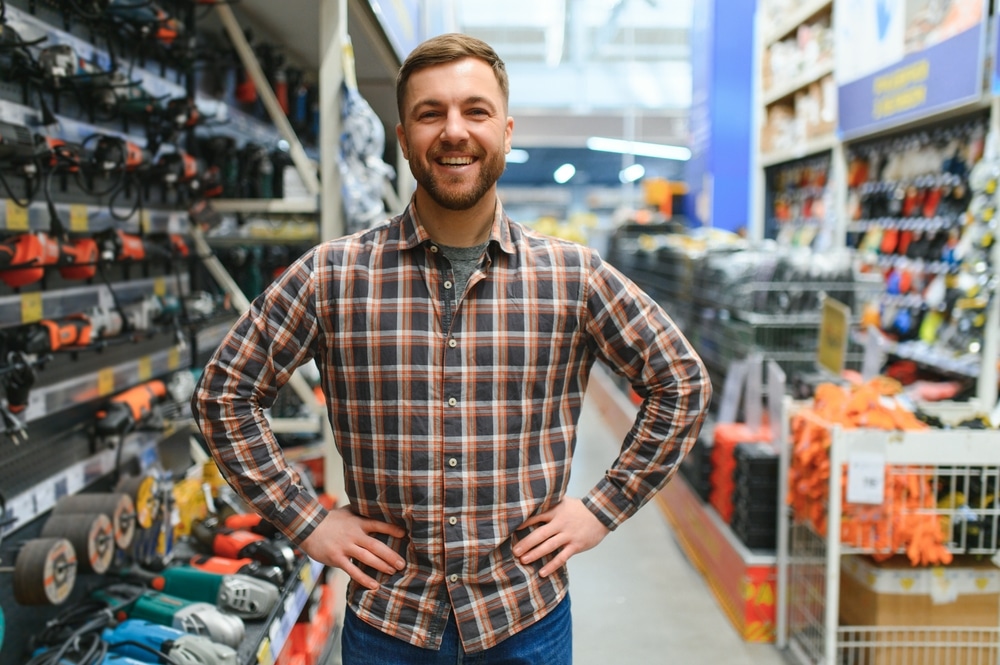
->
[[95, 379, 168, 439], [93, 583, 245, 648], [0, 350, 48, 443]]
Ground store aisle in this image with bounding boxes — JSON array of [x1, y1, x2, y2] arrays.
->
[[567, 372, 787, 665]]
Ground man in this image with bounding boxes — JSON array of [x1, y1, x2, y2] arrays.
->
[[192, 33, 710, 664]]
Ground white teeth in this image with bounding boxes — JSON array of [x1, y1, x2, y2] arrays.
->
[[439, 157, 473, 165]]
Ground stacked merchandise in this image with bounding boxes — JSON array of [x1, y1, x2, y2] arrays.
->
[[679, 433, 713, 502], [730, 443, 779, 550]]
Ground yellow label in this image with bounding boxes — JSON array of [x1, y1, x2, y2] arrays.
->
[[69, 204, 89, 232], [6, 200, 29, 231], [168, 347, 181, 370], [154, 277, 167, 297], [137, 356, 152, 381], [140, 209, 152, 234], [97, 368, 115, 397], [818, 297, 851, 376], [20, 292, 42, 323], [256, 638, 273, 665], [299, 563, 314, 587]]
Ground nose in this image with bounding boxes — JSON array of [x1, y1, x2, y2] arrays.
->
[[440, 108, 470, 143]]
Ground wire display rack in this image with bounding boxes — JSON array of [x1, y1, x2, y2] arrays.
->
[[778, 407, 1000, 665]]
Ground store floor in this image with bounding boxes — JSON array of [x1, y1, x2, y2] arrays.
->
[[326, 368, 787, 664]]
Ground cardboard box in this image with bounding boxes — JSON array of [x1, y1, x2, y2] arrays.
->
[[839, 555, 1000, 664]]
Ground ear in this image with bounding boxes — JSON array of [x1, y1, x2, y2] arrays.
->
[[396, 123, 409, 159], [504, 117, 513, 153]]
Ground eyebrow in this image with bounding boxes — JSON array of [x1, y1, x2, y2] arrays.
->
[[411, 96, 498, 113]]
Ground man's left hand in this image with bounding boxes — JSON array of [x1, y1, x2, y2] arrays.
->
[[513, 497, 610, 577]]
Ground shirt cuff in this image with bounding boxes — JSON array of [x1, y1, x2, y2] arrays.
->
[[582, 478, 637, 530], [265, 489, 329, 546]]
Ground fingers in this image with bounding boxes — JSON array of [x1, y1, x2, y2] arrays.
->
[[364, 518, 407, 539], [301, 507, 408, 591]]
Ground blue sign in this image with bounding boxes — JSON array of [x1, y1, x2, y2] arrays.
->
[[838, 23, 985, 139]]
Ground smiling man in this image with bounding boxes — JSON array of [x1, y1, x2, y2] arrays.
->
[[191, 33, 711, 665]]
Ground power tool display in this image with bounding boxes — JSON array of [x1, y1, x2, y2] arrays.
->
[[0, 1, 326, 662]]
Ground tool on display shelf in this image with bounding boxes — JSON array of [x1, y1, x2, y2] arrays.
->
[[23, 598, 238, 665], [0, 350, 49, 443], [190, 514, 296, 576], [0, 119, 40, 206], [117, 563, 280, 619], [184, 552, 285, 586], [52, 492, 137, 550], [40, 511, 116, 575], [102, 618, 238, 665], [95, 379, 169, 440], [92, 583, 245, 648], [6, 536, 78, 606]]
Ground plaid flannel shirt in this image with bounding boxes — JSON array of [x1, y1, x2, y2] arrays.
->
[[191, 199, 711, 652]]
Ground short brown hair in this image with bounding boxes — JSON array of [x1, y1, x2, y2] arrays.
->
[[395, 33, 509, 122]]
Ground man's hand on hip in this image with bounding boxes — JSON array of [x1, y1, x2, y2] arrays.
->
[[300, 506, 407, 590], [513, 497, 610, 577]]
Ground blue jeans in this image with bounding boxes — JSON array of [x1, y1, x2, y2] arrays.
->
[[340, 595, 572, 665]]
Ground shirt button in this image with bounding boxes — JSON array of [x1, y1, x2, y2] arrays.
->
[[448, 339, 457, 348], [448, 397, 457, 406], [448, 516, 457, 525], [448, 458, 458, 467], [450, 574, 458, 583], [444, 280, 453, 289], [430, 245, 439, 253]]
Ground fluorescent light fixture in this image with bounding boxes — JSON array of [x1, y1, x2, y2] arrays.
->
[[553, 163, 576, 184], [619, 163, 646, 183], [507, 149, 529, 164], [586, 137, 692, 161]]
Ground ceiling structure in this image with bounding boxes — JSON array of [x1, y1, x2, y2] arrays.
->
[[231, 0, 693, 187]]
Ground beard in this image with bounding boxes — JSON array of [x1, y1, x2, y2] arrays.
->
[[410, 144, 507, 211]]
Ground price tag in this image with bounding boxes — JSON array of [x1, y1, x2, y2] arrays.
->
[[20, 292, 42, 323], [69, 204, 89, 232], [97, 368, 115, 397], [6, 199, 29, 231], [167, 347, 181, 370], [847, 452, 886, 504], [256, 637, 274, 665], [140, 209, 152, 234], [299, 563, 314, 587], [154, 277, 167, 297], [137, 356, 152, 381]]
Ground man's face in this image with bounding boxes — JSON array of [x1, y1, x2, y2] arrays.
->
[[396, 57, 513, 211]]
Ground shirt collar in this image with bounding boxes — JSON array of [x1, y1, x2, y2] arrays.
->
[[398, 195, 516, 256]]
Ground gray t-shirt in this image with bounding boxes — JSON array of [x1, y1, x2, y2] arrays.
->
[[439, 241, 489, 302]]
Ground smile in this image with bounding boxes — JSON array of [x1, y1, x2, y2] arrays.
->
[[437, 156, 475, 166]]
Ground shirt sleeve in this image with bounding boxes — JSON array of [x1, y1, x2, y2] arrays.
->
[[580, 250, 713, 530], [190, 247, 327, 545]]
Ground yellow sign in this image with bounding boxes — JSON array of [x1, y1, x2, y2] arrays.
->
[[256, 637, 273, 665], [137, 356, 152, 381], [6, 199, 29, 231], [818, 297, 851, 376], [69, 205, 89, 232], [20, 292, 42, 323], [97, 368, 115, 397]]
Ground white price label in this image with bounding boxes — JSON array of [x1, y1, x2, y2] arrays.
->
[[847, 452, 886, 505]]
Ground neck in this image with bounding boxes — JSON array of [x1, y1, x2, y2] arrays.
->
[[414, 188, 496, 247]]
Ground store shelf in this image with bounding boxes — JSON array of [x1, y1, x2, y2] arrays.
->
[[760, 134, 837, 168], [210, 198, 320, 214], [762, 61, 834, 106], [762, 0, 833, 46]]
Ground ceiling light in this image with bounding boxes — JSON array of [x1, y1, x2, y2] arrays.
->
[[619, 164, 645, 183], [586, 137, 692, 161], [507, 149, 530, 164], [553, 163, 576, 184]]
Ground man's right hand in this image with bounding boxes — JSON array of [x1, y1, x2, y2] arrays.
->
[[300, 506, 407, 590]]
